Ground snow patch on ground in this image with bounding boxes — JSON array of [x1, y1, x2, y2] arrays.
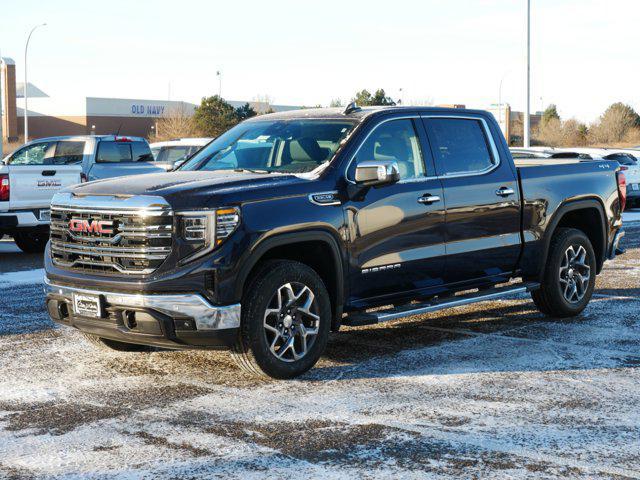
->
[[623, 210, 640, 223], [0, 268, 44, 286]]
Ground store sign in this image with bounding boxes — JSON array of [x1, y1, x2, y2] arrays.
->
[[130, 104, 166, 116]]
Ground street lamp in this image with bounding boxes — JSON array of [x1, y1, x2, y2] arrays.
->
[[498, 70, 510, 131], [24, 22, 47, 142], [0, 53, 4, 159], [216, 70, 222, 97], [524, 0, 531, 148]]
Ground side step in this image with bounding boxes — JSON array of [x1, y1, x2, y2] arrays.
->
[[342, 282, 540, 327]]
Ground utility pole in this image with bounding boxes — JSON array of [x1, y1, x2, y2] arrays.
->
[[24, 22, 47, 142], [0, 51, 4, 159], [524, 0, 531, 148]]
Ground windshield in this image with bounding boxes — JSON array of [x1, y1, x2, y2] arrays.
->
[[180, 119, 357, 173]]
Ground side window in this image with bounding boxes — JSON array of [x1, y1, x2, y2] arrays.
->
[[425, 118, 495, 176], [9, 142, 53, 165], [96, 142, 132, 163], [351, 119, 425, 180], [132, 142, 153, 162], [52, 141, 85, 165]]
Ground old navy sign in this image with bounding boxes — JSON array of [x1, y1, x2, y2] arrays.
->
[[131, 104, 166, 116]]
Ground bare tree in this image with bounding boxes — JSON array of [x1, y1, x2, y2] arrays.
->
[[588, 102, 640, 144], [252, 94, 275, 114], [155, 104, 197, 141]]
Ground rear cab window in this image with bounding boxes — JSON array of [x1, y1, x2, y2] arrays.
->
[[96, 140, 153, 163], [424, 118, 496, 176]]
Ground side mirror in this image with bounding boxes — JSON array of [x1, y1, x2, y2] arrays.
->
[[354, 160, 400, 186]]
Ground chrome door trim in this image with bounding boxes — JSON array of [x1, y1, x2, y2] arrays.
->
[[343, 113, 504, 185]]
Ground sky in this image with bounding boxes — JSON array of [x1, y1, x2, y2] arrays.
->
[[0, 0, 638, 123]]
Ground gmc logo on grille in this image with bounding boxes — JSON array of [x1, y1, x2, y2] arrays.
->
[[69, 219, 114, 235]]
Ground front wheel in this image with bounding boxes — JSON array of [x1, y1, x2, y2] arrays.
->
[[13, 229, 49, 253], [231, 260, 331, 379], [532, 227, 596, 317]]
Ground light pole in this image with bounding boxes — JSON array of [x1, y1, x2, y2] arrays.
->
[[0, 52, 4, 159], [524, 0, 531, 147], [24, 22, 47, 142], [498, 70, 510, 133], [216, 70, 222, 97]]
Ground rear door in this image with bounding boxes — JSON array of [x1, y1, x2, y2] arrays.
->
[[7, 141, 82, 211], [422, 115, 521, 285], [344, 117, 446, 304], [87, 140, 164, 180]]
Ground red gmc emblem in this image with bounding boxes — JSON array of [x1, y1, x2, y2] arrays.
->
[[69, 219, 114, 235]]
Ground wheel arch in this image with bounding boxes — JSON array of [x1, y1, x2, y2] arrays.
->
[[538, 198, 607, 279], [235, 230, 346, 331]]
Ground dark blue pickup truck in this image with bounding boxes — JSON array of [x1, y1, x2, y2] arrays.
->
[[44, 106, 626, 379]]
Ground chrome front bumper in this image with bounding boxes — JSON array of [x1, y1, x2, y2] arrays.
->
[[43, 277, 240, 331]]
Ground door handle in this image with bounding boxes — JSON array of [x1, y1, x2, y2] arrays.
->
[[495, 187, 515, 197], [418, 195, 441, 204], [42, 170, 57, 176]]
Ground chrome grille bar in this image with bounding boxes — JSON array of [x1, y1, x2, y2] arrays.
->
[[49, 192, 173, 276]]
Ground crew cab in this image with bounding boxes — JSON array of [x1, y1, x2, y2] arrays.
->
[[44, 106, 626, 379], [0, 135, 164, 252]]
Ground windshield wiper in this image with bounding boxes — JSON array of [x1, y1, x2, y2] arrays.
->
[[233, 168, 272, 174]]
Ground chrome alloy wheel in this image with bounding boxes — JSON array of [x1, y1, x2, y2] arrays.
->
[[263, 282, 320, 362], [559, 244, 591, 303]]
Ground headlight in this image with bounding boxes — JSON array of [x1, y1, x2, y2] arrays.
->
[[177, 207, 240, 262]]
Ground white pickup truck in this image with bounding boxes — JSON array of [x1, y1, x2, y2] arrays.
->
[[0, 135, 163, 252]]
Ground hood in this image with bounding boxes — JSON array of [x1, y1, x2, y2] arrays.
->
[[68, 170, 311, 209]]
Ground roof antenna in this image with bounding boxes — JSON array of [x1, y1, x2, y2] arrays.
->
[[114, 123, 123, 137], [343, 102, 361, 115]]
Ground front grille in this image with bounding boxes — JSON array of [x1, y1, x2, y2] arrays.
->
[[50, 205, 173, 276]]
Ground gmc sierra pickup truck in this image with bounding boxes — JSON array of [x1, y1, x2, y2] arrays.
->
[[44, 106, 626, 379]]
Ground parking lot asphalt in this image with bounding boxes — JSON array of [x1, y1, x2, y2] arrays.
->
[[0, 220, 639, 479]]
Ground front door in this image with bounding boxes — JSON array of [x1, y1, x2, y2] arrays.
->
[[422, 115, 521, 285], [344, 117, 446, 305]]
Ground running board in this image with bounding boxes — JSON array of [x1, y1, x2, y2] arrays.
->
[[342, 282, 540, 327]]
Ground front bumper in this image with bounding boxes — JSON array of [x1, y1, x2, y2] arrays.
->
[[44, 277, 240, 349]]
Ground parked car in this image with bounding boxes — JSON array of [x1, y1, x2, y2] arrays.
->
[[150, 138, 212, 171], [554, 148, 640, 208], [44, 106, 625, 379], [0, 135, 164, 252]]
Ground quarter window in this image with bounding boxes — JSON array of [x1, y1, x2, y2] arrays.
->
[[426, 118, 495, 176], [351, 119, 425, 180]]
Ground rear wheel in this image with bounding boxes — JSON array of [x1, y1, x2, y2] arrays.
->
[[13, 229, 49, 253], [532, 227, 596, 317], [82, 333, 152, 352], [231, 260, 331, 379]]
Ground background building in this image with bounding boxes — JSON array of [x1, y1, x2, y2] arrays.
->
[[1, 57, 299, 141]]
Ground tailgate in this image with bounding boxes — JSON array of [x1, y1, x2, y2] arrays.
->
[[8, 165, 82, 210]]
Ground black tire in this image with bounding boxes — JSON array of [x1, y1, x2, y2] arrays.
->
[[230, 260, 331, 379], [531, 227, 596, 317], [13, 229, 49, 253], [82, 333, 151, 352]]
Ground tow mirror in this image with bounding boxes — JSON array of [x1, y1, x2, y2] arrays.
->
[[354, 160, 400, 186]]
